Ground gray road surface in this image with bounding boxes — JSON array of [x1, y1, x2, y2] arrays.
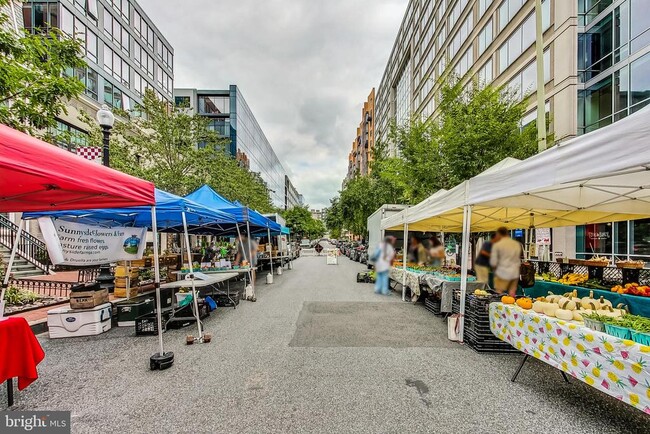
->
[[3, 255, 649, 433]]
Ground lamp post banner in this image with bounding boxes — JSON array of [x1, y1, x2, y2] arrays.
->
[[38, 217, 147, 265]]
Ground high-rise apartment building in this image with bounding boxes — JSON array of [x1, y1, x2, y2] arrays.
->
[[22, 0, 174, 150], [346, 88, 376, 182], [174, 86, 300, 210], [376, 0, 650, 260]]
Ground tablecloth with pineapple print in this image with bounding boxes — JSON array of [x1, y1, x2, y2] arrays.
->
[[489, 302, 650, 414]]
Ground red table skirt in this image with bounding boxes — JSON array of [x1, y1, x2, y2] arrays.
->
[[0, 317, 45, 390]]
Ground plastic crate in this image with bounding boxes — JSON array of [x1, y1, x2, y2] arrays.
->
[[424, 298, 442, 316], [135, 309, 173, 336], [166, 301, 210, 330]]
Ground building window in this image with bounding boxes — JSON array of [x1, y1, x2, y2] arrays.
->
[[578, 13, 614, 82], [60, 6, 74, 37], [48, 120, 89, 151], [198, 96, 230, 114], [507, 49, 551, 101], [175, 96, 190, 107], [86, 30, 97, 63], [111, 0, 129, 22], [579, 0, 614, 26], [395, 61, 411, 127], [498, 0, 525, 32], [479, 0, 493, 18], [478, 19, 493, 56], [133, 9, 141, 35], [498, 3, 550, 74], [478, 58, 493, 84]]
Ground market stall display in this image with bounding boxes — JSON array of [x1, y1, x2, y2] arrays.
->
[[490, 302, 650, 413], [0, 317, 45, 407], [527, 280, 650, 317]]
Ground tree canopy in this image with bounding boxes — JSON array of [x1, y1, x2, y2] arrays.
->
[[328, 76, 543, 237], [281, 206, 325, 240], [0, 1, 85, 136], [82, 90, 275, 212]]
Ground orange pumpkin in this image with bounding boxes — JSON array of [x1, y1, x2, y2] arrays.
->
[[516, 297, 533, 309], [501, 295, 516, 305]]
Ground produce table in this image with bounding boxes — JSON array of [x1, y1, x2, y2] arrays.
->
[[420, 275, 486, 313], [490, 303, 650, 413], [389, 268, 421, 296], [527, 281, 650, 317], [0, 317, 45, 407]]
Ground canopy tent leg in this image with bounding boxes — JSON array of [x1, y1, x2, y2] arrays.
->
[[149, 206, 173, 370], [182, 211, 203, 342], [402, 209, 409, 302], [458, 205, 473, 344], [235, 223, 252, 293], [267, 226, 274, 279], [1, 219, 24, 317], [246, 221, 255, 298]]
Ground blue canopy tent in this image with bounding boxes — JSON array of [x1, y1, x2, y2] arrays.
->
[[185, 185, 283, 281], [23, 189, 238, 365], [185, 185, 281, 234]]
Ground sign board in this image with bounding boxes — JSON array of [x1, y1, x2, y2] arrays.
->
[[514, 229, 524, 238], [38, 218, 147, 266], [536, 228, 551, 245]]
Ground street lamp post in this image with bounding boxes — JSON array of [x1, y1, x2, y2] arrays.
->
[[96, 104, 115, 167]]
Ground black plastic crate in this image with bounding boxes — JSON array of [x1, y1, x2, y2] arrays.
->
[[424, 298, 442, 316], [213, 293, 240, 307], [135, 308, 173, 336], [166, 301, 210, 330]]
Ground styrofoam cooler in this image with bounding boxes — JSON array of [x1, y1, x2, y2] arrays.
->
[[47, 302, 112, 338]]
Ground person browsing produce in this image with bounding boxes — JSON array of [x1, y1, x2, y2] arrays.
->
[[475, 232, 499, 283], [489, 227, 522, 296]]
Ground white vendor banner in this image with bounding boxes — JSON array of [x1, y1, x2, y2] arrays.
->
[[38, 218, 147, 265]]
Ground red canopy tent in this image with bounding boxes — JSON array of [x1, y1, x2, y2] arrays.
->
[[0, 124, 154, 212], [0, 125, 170, 370]]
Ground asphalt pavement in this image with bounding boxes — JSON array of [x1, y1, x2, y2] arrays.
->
[[3, 253, 649, 433]]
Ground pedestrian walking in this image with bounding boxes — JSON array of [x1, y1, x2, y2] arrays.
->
[[489, 227, 522, 296], [373, 236, 396, 295]]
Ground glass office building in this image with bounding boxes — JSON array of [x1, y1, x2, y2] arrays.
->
[[575, 0, 650, 260], [22, 0, 173, 150], [174, 86, 300, 210], [376, 0, 650, 261]]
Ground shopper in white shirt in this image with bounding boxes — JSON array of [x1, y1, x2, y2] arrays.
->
[[373, 236, 396, 295], [489, 227, 522, 296]]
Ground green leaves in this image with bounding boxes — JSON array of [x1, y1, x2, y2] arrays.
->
[[332, 76, 541, 237], [81, 89, 275, 213], [0, 3, 85, 135], [281, 206, 325, 239]]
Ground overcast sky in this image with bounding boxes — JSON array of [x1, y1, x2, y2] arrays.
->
[[138, 0, 406, 209]]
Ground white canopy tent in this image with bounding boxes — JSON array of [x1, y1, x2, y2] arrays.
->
[[380, 106, 650, 341]]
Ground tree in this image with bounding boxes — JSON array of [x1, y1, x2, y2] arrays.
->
[[0, 1, 86, 136], [281, 206, 324, 239], [324, 197, 344, 239], [434, 77, 539, 189], [335, 75, 542, 235], [81, 90, 274, 212]]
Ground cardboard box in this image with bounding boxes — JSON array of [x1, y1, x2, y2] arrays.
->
[[70, 288, 109, 309]]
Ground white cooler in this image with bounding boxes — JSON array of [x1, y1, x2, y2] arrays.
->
[[47, 302, 112, 339]]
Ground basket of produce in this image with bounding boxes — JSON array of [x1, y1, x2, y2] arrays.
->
[[631, 331, 650, 346], [604, 323, 632, 340], [583, 256, 610, 267], [615, 260, 645, 269], [558, 273, 588, 286], [583, 316, 606, 332]]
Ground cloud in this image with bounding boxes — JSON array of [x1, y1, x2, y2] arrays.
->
[[139, 0, 405, 208]]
